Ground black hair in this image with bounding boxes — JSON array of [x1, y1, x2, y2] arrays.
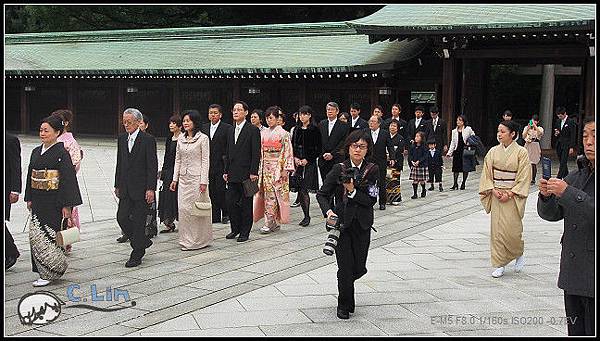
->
[[415, 105, 425, 112], [50, 109, 73, 132], [182, 109, 202, 137], [392, 103, 402, 111], [141, 114, 150, 125], [41, 115, 65, 135], [373, 105, 384, 113], [583, 116, 595, 125], [429, 106, 439, 113], [388, 119, 400, 129], [457, 114, 468, 126], [169, 114, 183, 128], [531, 114, 539, 122], [208, 104, 223, 113], [233, 100, 249, 112], [415, 131, 426, 144], [339, 112, 351, 121], [265, 106, 283, 119], [556, 106, 567, 114], [341, 129, 373, 159], [502, 110, 513, 118], [499, 120, 520, 140], [251, 109, 265, 125], [350, 102, 361, 111], [298, 105, 313, 115]]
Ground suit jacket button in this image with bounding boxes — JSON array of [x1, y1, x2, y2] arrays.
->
[[569, 252, 575, 258], [577, 195, 583, 201], [572, 224, 577, 230]]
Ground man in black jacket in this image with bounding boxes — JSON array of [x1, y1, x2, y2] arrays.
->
[[537, 118, 595, 335], [424, 106, 448, 154], [406, 105, 429, 146], [365, 115, 396, 210], [348, 102, 368, 133], [114, 108, 158, 267], [201, 104, 233, 225], [316, 130, 379, 320], [318, 102, 349, 183], [5, 133, 21, 270], [224, 100, 261, 242], [554, 106, 578, 179]]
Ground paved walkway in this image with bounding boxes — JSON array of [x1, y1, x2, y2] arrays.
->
[[5, 135, 572, 336]]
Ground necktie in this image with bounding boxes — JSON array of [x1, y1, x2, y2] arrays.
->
[[211, 125, 216, 140], [128, 135, 134, 152], [433, 119, 437, 131], [235, 125, 241, 144]]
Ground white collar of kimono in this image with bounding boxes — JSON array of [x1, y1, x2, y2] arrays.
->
[[41, 141, 59, 155], [502, 141, 516, 150], [351, 159, 363, 169]]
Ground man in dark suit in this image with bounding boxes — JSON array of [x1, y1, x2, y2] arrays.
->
[[224, 100, 261, 242], [114, 108, 158, 267], [5, 133, 21, 270], [424, 106, 448, 154], [318, 102, 349, 183], [365, 116, 396, 210], [348, 102, 368, 133], [201, 104, 233, 225], [406, 105, 429, 146], [554, 106, 577, 179]]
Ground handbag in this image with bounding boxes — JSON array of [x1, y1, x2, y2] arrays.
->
[[242, 178, 259, 197], [56, 217, 80, 247], [289, 167, 305, 192], [191, 191, 212, 217]]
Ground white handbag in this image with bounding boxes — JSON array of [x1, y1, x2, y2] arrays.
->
[[56, 218, 80, 247], [191, 191, 212, 217]]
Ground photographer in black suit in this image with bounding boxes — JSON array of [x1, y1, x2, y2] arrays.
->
[[201, 104, 233, 225], [223, 100, 261, 242], [5, 133, 22, 269], [554, 106, 577, 179], [114, 108, 158, 267], [316, 130, 379, 320]]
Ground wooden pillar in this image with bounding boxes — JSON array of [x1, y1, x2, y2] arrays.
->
[[370, 83, 378, 113], [117, 79, 125, 136], [583, 56, 595, 121], [539, 65, 556, 149], [173, 79, 181, 114], [232, 79, 241, 101], [441, 58, 457, 145], [20, 79, 29, 133], [461, 59, 487, 139]]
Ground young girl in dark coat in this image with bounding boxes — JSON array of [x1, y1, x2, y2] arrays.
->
[[409, 131, 429, 198]]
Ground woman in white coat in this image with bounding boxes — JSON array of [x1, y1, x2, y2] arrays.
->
[[170, 110, 212, 251], [446, 115, 476, 190]]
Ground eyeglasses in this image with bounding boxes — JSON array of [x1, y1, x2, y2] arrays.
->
[[350, 143, 368, 150]]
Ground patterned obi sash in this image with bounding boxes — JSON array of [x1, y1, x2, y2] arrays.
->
[[262, 139, 283, 153], [493, 167, 516, 188], [31, 169, 60, 191]]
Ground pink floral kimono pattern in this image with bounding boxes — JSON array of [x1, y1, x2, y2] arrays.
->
[[253, 126, 295, 228], [57, 132, 82, 230]]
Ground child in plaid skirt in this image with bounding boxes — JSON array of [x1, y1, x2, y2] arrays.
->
[[409, 131, 429, 198]]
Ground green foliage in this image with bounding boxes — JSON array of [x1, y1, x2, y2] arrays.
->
[[5, 5, 384, 33]]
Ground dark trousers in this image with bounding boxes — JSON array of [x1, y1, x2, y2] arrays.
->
[[117, 195, 151, 260], [226, 182, 253, 238], [375, 160, 387, 205], [318, 158, 335, 183], [557, 145, 570, 179], [5, 223, 19, 258], [335, 221, 371, 312], [209, 173, 228, 222], [428, 166, 442, 183], [564, 293, 595, 335]]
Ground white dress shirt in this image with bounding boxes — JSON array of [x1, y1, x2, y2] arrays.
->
[[328, 118, 337, 136], [234, 120, 246, 144], [432, 118, 438, 131], [128, 128, 140, 153], [210, 120, 221, 140], [415, 118, 422, 128], [351, 116, 359, 128], [371, 128, 380, 144]]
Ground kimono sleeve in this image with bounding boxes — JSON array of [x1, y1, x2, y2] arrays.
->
[[478, 147, 495, 213], [57, 148, 83, 208]]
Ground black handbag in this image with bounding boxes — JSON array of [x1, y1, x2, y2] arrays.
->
[[242, 178, 259, 197], [289, 167, 305, 192]]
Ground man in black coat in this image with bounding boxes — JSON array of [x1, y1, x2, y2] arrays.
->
[[537, 119, 595, 335], [554, 106, 578, 179], [424, 106, 448, 154], [114, 108, 158, 267], [224, 100, 261, 242], [201, 104, 233, 225], [318, 102, 349, 183], [406, 105, 429, 146], [348, 102, 368, 133], [365, 116, 395, 210], [5, 133, 21, 270]]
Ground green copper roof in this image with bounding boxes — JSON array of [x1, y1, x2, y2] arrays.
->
[[5, 21, 427, 75], [348, 4, 596, 34]]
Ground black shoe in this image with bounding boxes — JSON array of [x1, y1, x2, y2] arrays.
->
[[421, 190, 426, 198], [145, 239, 153, 249], [460, 183, 465, 190], [237, 236, 249, 242], [5, 255, 18, 270], [336, 308, 350, 319], [222, 216, 230, 224], [451, 184, 458, 190], [439, 185, 444, 192], [117, 235, 129, 243], [349, 307, 355, 314], [379, 204, 386, 210], [299, 217, 311, 227], [160, 223, 176, 233], [125, 258, 142, 268], [428, 185, 435, 191], [411, 194, 418, 199], [226, 232, 239, 239], [290, 202, 301, 208]]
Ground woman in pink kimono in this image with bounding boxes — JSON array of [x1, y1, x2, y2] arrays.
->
[[51, 110, 82, 253], [254, 106, 295, 234]]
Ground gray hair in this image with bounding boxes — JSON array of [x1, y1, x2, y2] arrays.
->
[[326, 102, 339, 110], [123, 108, 143, 121]]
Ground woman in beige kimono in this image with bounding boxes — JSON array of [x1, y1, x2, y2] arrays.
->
[[170, 110, 212, 250], [254, 106, 295, 234], [479, 120, 532, 278], [522, 114, 544, 185]]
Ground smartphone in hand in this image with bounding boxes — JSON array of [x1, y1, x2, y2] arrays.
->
[[542, 157, 552, 180]]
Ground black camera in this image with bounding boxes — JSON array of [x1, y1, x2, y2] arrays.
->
[[323, 215, 341, 256], [338, 167, 360, 184]]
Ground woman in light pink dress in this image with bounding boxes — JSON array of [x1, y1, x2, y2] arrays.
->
[[51, 110, 82, 253]]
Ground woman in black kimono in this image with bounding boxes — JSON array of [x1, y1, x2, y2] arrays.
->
[[25, 115, 82, 287], [158, 114, 182, 233]]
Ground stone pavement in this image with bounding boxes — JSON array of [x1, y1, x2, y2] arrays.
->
[[4, 135, 574, 336]]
